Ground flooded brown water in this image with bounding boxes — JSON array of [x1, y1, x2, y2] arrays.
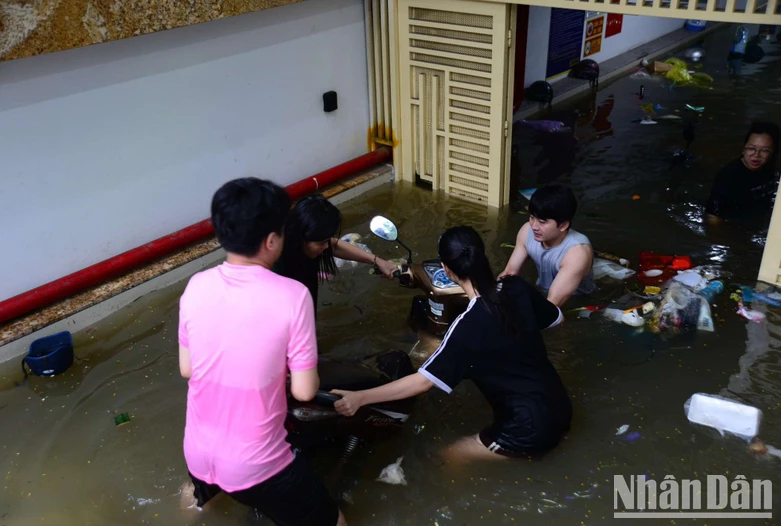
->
[[2, 25, 781, 525]]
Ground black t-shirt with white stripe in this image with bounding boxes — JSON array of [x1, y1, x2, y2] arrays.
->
[[418, 276, 569, 425]]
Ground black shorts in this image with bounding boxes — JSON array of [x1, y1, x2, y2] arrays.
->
[[479, 397, 571, 458], [189, 454, 339, 526]]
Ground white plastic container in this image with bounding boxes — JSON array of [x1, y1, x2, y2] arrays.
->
[[685, 393, 761, 439]]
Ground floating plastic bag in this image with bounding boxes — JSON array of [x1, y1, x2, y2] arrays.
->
[[592, 258, 636, 281], [377, 456, 407, 485], [684, 393, 761, 440], [672, 271, 707, 291], [649, 282, 702, 334], [334, 233, 372, 269]]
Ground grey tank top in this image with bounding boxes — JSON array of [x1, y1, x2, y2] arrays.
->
[[526, 228, 596, 296]]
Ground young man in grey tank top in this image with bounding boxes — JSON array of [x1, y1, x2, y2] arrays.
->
[[499, 185, 595, 307]]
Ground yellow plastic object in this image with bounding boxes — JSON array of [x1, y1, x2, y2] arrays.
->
[[666, 66, 692, 84], [641, 103, 656, 114], [664, 58, 688, 68]]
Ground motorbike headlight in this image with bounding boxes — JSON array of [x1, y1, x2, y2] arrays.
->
[[290, 407, 339, 422]]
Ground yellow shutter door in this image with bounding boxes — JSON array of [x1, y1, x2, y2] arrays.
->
[[758, 178, 781, 287], [398, 0, 513, 207]]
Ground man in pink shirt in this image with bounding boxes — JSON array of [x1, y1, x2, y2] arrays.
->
[[178, 178, 346, 526]]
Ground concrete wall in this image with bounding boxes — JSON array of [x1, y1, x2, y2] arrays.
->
[[0, 0, 369, 302], [524, 7, 684, 85]]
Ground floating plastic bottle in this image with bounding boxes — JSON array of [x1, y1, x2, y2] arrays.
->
[[698, 280, 724, 304]]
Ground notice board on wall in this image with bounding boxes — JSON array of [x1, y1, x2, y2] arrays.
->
[[546, 8, 586, 79], [606, 13, 623, 38], [583, 14, 605, 57]]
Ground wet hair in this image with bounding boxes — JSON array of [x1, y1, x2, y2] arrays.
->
[[438, 226, 512, 331], [744, 122, 780, 166], [528, 185, 578, 227], [280, 194, 341, 284], [210, 177, 290, 257]]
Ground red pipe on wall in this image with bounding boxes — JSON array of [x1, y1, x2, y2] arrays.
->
[[0, 146, 392, 326]]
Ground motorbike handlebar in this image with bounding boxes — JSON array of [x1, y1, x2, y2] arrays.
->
[[313, 391, 342, 407]]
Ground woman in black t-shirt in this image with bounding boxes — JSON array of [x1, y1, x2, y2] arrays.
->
[[332, 226, 571, 462], [705, 122, 779, 224]]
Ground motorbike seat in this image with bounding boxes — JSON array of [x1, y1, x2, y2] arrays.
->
[[317, 358, 389, 392]]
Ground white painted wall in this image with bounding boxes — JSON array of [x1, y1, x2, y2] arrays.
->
[[524, 7, 684, 85], [0, 0, 369, 302]]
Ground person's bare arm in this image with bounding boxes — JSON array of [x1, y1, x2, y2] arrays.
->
[[179, 345, 192, 379], [331, 238, 398, 278], [290, 368, 320, 402], [547, 244, 593, 307], [332, 372, 433, 416], [499, 223, 531, 278]]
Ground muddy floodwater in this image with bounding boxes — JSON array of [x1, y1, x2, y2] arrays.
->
[[2, 25, 781, 526]]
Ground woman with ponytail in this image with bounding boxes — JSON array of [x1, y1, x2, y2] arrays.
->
[[332, 226, 572, 461]]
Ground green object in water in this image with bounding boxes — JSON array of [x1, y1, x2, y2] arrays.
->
[[114, 413, 131, 426], [686, 104, 705, 113], [500, 243, 516, 249]]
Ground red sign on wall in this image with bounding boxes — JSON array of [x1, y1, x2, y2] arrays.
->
[[606, 13, 623, 38]]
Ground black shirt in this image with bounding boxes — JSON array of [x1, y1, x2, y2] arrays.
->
[[705, 158, 777, 218], [418, 276, 569, 427]]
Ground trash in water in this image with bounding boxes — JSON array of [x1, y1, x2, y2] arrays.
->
[[595, 250, 629, 267], [672, 271, 707, 291], [632, 195, 641, 201], [621, 310, 645, 327], [655, 114, 683, 121], [114, 413, 131, 426], [697, 301, 715, 332], [620, 431, 641, 442], [616, 424, 630, 436], [642, 302, 656, 315], [644, 269, 663, 277], [630, 70, 652, 79], [698, 280, 725, 304], [603, 308, 645, 327], [639, 118, 657, 125], [592, 258, 636, 281], [641, 103, 655, 114], [748, 438, 767, 455], [519, 188, 537, 201], [686, 104, 705, 113], [643, 286, 662, 296], [377, 456, 407, 485], [334, 234, 372, 270], [685, 393, 761, 439], [737, 305, 765, 323], [741, 287, 781, 307], [648, 283, 705, 335]]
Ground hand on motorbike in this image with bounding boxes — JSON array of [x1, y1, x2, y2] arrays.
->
[[331, 389, 363, 416], [375, 258, 400, 280]]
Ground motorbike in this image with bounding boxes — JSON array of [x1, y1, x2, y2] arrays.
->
[[369, 215, 470, 337], [285, 216, 469, 463], [285, 349, 415, 462]]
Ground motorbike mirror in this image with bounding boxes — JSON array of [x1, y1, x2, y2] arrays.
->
[[370, 216, 398, 242]]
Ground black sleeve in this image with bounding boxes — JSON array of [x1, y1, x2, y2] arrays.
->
[[705, 164, 734, 216], [499, 276, 561, 330], [526, 280, 562, 330], [418, 320, 472, 393]]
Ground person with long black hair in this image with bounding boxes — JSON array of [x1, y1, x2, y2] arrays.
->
[[332, 226, 571, 461], [275, 195, 399, 310]]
